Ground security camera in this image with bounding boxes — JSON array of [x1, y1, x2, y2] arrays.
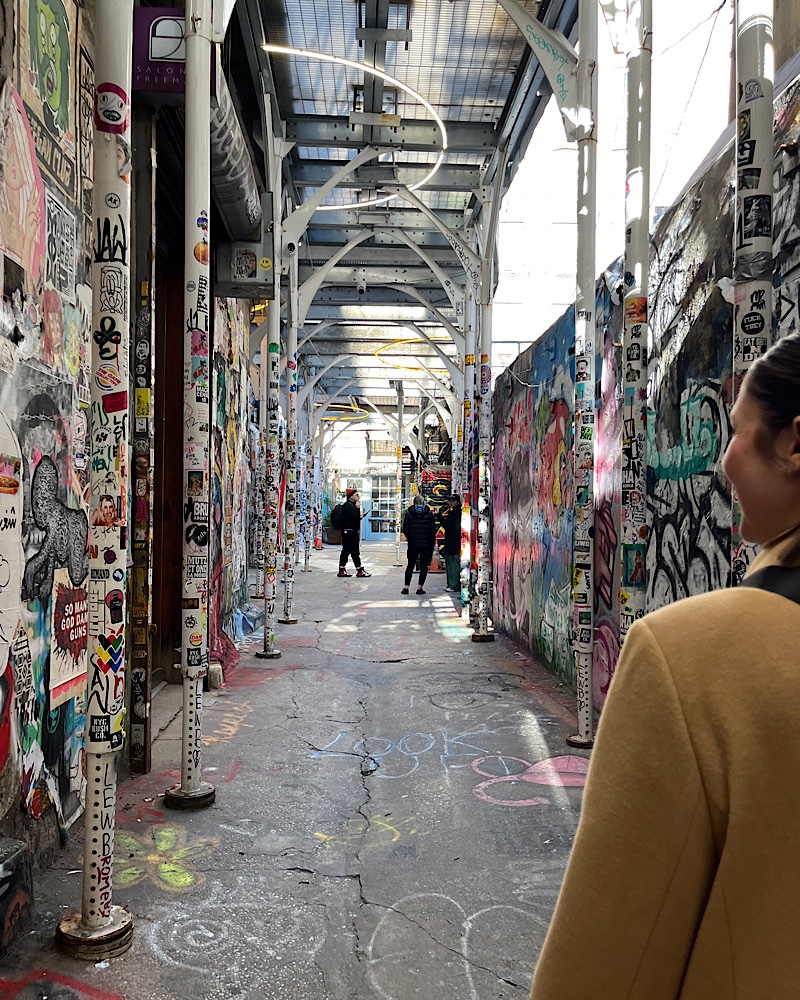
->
[[356, 276, 367, 296]]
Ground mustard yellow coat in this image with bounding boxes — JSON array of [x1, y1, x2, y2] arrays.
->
[[530, 534, 800, 999]]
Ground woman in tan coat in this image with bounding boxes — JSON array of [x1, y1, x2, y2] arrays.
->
[[530, 332, 800, 1000]]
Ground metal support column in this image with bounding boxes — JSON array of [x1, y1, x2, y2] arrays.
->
[[394, 381, 404, 566], [57, 0, 135, 959], [302, 399, 313, 571], [257, 301, 282, 659], [731, 0, 774, 583], [280, 254, 299, 623], [568, 0, 599, 748], [619, 0, 652, 639], [165, 0, 215, 807], [472, 264, 495, 643]]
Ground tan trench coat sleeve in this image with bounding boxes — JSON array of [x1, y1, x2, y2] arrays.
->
[[530, 620, 717, 1000]]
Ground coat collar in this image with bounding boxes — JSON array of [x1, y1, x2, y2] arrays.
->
[[745, 522, 800, 577]]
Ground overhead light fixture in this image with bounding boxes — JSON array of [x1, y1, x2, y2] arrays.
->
[[262, 44, 447, 209]]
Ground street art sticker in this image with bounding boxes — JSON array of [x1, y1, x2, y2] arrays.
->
[[0, 80, 46, 282], [18, 0, 78, 196], [9, 622, 33, 703], [76, 47, 93, 255], [44, 186, 76, 301], [49, 566, 87, 706]]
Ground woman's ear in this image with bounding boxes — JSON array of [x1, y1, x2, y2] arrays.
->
[[788, 416, 800, 472]]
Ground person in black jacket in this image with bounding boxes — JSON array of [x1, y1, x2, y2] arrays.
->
[[437, 494, 462, 592], [401, 494, 437, 595], [338, 489, 371, 578]]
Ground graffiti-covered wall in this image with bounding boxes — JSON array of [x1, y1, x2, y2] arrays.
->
[[492, 71, 800, 706], [493, 288, 621, 694], [0, 0, 93, 845], [210, 298, 251, 671]]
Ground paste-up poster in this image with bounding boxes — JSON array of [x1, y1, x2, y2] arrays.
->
[[50, 565, 88, 706], [0, 414, 24, 668], [17, 0, 78, 198], [0, 79, 46, 282]]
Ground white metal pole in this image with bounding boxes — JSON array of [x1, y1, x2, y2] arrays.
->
[[314, 434, 324, 550], [257, 301, 282, 659], [472, 285, 495, 643], [252, 338, 268, 599], [303, 406, 313, 570], [731, 0, 774, 582], [394, 383, 404, 566], [462, 303, 476, 606], [164, 0, 215, 807], [281, 254, 299, 623], [57, 0, 135, 959], [619, 0, 652, 640], [568, 0, 599, 748]]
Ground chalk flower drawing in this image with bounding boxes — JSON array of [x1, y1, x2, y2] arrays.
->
[[114, 824, 218, 892]]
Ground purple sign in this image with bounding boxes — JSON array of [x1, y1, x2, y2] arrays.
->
[[133, 9, 186, 97]]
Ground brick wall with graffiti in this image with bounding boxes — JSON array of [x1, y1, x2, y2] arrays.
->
[[0, 0, 94, 847], [492, 71, 800, 706], [209, 298, 251, 672]]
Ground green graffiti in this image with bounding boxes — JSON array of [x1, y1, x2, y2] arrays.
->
[[29, 0, 71, 134], [648, 389, 723, 481]]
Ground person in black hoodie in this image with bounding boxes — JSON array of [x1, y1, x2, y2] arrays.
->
[[338, 489, 371, 578], [401, 493, 437, 595], [437, 493, 462, 592]]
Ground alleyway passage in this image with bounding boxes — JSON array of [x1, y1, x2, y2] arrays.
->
[[6, 541, 587, 1000]]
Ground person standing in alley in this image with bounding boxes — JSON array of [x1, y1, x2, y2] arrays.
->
[[338, 489, 371, 578], [401, 492, 436, 595], [530, 331, 800, 999], [437, 494, 462, 592]]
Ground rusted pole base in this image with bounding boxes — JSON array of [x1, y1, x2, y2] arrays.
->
[[471, 632, 495, 643], [256, 649, 282, 660], [566, 734, 595, 750], [164, 780, 216, 810], [56, 906, 133, 960], [278, 617, 298, 625]]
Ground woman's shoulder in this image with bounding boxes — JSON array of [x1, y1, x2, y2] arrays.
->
[[636, 584, 800, 661]]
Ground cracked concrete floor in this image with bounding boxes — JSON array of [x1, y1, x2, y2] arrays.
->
[[5, 541, 586, 1000]]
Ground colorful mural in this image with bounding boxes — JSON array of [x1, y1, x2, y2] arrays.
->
[[493, 305, 577, 684], [0, 0, 89, 841]]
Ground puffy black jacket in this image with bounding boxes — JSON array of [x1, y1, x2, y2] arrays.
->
[[340, 499, 361, 531], [402, 504, 436, 548], [437, 506, 461, 555]]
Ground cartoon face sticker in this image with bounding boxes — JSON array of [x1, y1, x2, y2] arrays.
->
[[95, 82, 130, 134]]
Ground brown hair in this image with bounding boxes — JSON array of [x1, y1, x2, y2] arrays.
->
[[745, 332, 800, 435], [745, 333, 800, 564]]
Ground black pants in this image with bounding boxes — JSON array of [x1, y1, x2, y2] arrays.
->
[[340, 530, 362, 569], [405, 546, 433, 587]]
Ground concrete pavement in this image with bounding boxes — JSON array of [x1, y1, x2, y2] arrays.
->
[[2, 540, 586, 1000]]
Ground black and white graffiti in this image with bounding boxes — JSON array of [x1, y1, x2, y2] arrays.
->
[[21, 457, 88, 604]]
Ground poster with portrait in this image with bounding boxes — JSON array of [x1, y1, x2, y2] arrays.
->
[[16, 0, 79, 198]]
